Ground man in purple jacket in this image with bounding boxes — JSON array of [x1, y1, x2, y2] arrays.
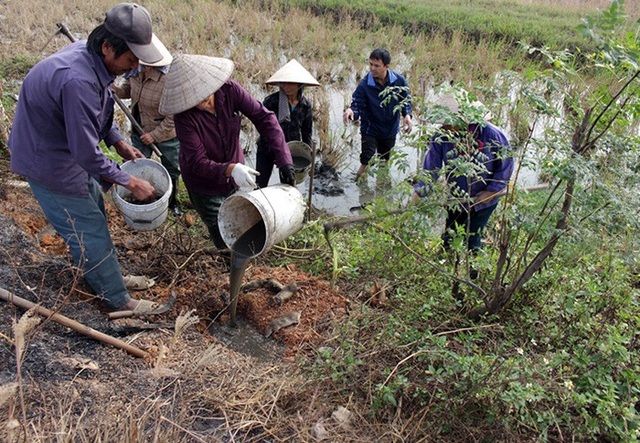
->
[[8, 3, 166, 313], [412, 93, 513, 252]]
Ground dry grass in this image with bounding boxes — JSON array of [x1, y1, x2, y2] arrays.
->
[[2, 0, 621, 156]]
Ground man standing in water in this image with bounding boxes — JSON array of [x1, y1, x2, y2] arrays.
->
[[343, 48, 413, 181], [8, 3, 166, 314]]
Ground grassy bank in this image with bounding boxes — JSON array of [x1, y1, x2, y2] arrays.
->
[[281, 0, 639, 52]]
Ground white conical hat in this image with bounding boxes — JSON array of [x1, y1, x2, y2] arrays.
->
[[159, 54, 234, 115], [432, 93, 492, 124], [265, 59, 320, 86]]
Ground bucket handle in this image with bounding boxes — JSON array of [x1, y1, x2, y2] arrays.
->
[[128, 208, 168, 224], [256, 188, 277, 228]]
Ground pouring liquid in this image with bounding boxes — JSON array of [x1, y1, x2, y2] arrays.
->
[[228, 221, 266, 327]]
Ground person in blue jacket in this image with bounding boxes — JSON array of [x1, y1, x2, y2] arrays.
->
[[412, 92, 514, 252], [343, 48, 413, 181]]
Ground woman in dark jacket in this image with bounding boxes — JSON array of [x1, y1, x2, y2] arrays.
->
[[159, 54, 295, 248], [256, 59, 319, 188]]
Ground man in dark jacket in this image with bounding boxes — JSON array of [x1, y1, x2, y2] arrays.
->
[[343, 48, 413, 181]]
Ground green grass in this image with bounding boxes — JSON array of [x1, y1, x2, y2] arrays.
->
[[280, 0, 630, 52]]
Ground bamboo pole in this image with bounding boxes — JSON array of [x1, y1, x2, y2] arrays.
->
[[325, 183, 550, 232], [0, 287, 149, 359]]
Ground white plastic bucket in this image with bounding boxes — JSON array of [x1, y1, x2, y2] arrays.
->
[[218, 185, 306, 258], [287, 141, 313, 183], [113, 158, 172, 231]]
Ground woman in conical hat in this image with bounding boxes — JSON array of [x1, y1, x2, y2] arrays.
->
[[255, 59, 320, 188], [159, 54, 295, 249]]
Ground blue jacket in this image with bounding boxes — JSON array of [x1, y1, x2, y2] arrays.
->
[[414, 122, 514, 211], [349, 70, 412, 139]]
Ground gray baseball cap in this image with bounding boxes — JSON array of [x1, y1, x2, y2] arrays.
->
[[103, 3, 163, 65]]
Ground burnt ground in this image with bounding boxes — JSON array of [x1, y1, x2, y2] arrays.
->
[[0, 164, 360, 442]]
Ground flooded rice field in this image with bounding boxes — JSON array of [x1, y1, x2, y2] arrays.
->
[[244, 85, 539, 217]]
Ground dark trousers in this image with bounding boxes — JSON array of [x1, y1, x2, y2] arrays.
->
[[360, 135, 396, 165], [442, 204, 498, 250], [187, 190, 227, 249], [255, 146, 275, 188]]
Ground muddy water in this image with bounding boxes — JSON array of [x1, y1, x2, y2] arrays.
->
[[248, 87, 424, 216], [209, 220, 288, 360], [210, 318, 286, 361], [293, 156, 311, 169], [227, 221, 266, 327], [260, 134, 423, 216]]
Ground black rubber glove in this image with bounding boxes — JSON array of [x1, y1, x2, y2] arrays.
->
[[279, 164, 296, 186]]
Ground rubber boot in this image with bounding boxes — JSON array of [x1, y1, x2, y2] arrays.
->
[[168, 177, 183, 216]]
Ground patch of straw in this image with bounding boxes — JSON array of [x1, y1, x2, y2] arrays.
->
[[0, 383, 18, 409], [12, 308, 41, 363], [172, 309, 200, 347]]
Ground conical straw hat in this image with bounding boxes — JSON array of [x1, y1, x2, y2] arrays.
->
[[432, 93, 492, 124], [265, 59, 320, 86], [159, 54, 234, 115]]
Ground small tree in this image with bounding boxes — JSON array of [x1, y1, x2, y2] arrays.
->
[[417, 0, 640, 319]]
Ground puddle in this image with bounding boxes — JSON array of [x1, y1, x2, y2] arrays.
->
[[208, 318, 286, 361], [243, 84, 539, 217]]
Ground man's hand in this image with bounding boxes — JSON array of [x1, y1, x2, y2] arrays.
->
[[343, 108, 354, 125], [126, 176, 156, 202], [279, 164, 296, 186], [140, 132, 155, 145], [403, 114, 413, 134], [113, 140, 145, 161]]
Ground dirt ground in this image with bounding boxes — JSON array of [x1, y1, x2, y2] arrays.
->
[[0, 163, 358, 442]]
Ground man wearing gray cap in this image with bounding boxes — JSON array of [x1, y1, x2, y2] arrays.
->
[[8, 3, 167, 315]]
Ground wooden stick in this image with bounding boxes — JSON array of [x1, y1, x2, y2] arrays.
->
[[307, 142, 316, 221], [0, 287, 149, 359], [325, 183, 550, 231]]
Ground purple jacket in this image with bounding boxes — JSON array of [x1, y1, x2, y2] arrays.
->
[[174, 80, 292, 196], [8, 41, 129, 196], [415, 122, 513, 211]]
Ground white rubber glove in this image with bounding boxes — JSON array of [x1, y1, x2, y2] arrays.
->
[[231, 163, 260, 192]]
